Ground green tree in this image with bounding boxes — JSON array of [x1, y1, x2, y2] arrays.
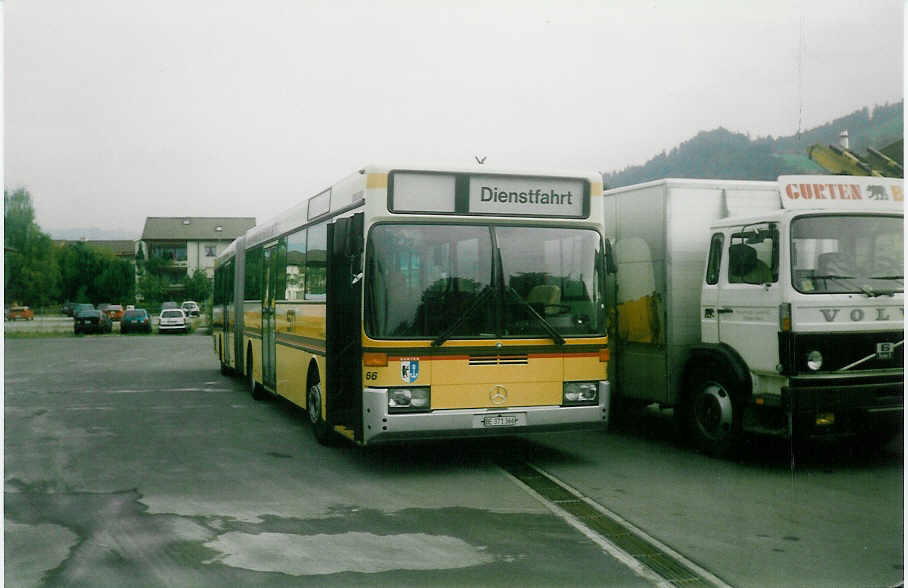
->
[[138, 272, 168, 305], [58, 242, 103, 302], [58, 242, 135, 304], [4, 187, 60, 307], [183, 269, 212, 303], [95, 256, 135, 303]]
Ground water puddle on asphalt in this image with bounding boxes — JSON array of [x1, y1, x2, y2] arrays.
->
[[203, 531, 494, 575]]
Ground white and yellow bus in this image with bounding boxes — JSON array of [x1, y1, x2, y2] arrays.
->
[[213, 164, 613, 445]]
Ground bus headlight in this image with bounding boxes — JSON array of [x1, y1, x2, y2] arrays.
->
[[563, 382, 598, 406], [388, 388, 431, 413], [806, 350, 823, 371]]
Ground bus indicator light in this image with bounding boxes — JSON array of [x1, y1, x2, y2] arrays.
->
[[363, 352, 388, 367]]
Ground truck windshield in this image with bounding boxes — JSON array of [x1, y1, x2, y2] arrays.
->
[[365, 224, 604, 339], [791, 214, 903, 295]]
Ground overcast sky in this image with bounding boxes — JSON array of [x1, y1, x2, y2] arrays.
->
[[4, 0, 904, 238]]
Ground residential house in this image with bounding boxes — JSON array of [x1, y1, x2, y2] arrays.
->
[[138, 217, 255, 295]]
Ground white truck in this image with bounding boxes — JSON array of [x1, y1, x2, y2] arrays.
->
[[603, 176, 903, 455]]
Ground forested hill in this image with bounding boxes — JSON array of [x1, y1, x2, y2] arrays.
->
[[603, 102, 903, 188]]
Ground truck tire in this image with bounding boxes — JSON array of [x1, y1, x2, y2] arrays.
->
[[686, 365, 742, 458]]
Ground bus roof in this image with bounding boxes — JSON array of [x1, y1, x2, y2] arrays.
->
[[217, 163, 603, 257]]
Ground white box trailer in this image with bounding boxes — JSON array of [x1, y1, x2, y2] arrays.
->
[[603, 176, 903, 455]]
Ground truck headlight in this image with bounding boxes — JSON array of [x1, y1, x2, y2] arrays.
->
[[563, 382, 598, 406], [806, 350, 823, 371], [388, 388, 430, 413]]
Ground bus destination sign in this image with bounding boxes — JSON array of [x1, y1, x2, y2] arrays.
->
[[468, 176, 585, 218]]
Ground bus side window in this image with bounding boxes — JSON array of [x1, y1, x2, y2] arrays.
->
[[286, 228, 307, 300], [306, 223, 328, 300], [246, 247, 263, 299]]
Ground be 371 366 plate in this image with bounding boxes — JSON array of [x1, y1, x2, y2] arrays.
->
[[473, 413, 526, 428]]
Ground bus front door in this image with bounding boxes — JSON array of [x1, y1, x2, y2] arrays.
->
[[326, 214, 364, 440], [262, 244, 278, 391]]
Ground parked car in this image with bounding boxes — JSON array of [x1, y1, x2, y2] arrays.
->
[[120, 309, 152, 334], [103, 304, 124, 321], [5, 306, 35, 321], [72, 303, 94, 316], [161, 301, 179, 310], [180, 301, 200, 317], [158, 309, 189, 334], [74, 309, 112, 334], [62, 301, 76, 316]]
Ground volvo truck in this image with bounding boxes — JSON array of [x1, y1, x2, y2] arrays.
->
[[603, 176, 903, 455]]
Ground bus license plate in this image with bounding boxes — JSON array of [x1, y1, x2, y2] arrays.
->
[[474, 413, 526, 428]]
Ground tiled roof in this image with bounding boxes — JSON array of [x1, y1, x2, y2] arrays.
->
[[141, 217, 255, 241]]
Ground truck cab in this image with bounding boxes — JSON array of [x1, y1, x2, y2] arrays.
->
[[692, 178, 903, 450]]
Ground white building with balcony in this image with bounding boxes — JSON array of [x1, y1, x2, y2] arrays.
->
[[137, 217, 255, 294]]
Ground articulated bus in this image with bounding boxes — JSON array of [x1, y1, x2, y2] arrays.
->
[[213, 164, 613, 445]]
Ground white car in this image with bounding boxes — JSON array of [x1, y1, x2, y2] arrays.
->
[[158, 309, 189, 334], [180, 300, 200, 317]]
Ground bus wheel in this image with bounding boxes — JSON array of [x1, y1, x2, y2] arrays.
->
[[686, 366, 741, 458], [307, 381, 335, 445], [247, 352, 266, 401], [219, 340, 230, 375]]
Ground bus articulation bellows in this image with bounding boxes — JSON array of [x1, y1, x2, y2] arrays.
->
[[213, 164, 613, 445]]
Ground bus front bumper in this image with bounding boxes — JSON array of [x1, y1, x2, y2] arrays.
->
[[362, 382, 610, 445]]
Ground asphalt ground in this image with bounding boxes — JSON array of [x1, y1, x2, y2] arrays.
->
[[4, 334, 652, 587], [5, 333, 903, 587]]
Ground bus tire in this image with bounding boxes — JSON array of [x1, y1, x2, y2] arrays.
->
[[307, 378, 336, 445], [218, 339, 230, 375], [247, 351, 266, 401], [686, 364, 742, 458]]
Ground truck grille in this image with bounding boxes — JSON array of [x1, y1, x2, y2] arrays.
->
[[785, 331, 904, 373]]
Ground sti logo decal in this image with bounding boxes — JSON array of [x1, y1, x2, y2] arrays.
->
[[400, 358, 420, 383]]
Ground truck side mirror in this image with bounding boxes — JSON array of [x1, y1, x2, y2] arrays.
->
[[604, 239, 618, 274]]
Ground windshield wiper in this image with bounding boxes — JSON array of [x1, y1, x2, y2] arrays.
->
[[813, 275, 856, 280], [504, 286, 565, 346], [860, 285, 899, 298], [869, 275, 904, 280], [431, 285, 494, 347]]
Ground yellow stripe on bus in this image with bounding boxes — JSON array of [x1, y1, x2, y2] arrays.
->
[[366, 173, 388, 189]]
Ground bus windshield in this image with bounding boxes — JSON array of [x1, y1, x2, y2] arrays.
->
[[365, 224, 604, 339], [791, 214, 903, 295]]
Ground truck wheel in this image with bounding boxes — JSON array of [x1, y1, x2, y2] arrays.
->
[[686, 367, 742, 457]]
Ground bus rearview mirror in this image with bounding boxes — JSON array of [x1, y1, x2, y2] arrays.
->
[[604, 239, 618, 274]]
